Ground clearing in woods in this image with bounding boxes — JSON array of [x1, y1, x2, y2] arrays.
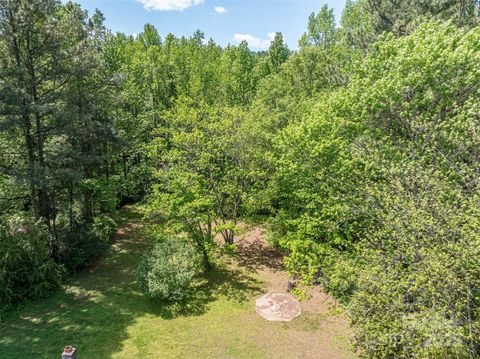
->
[[0, 206, 356, 359]]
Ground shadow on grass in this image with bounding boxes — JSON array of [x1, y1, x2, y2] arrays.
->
[[235, 237, 285, 273], [0, 207, 262, 358], [143, 264, 263, 320]]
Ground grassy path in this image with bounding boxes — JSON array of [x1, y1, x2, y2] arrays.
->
[[0, 206, 356, 358]]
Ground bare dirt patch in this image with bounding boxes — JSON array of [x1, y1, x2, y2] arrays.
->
[[232, 227, 356, 359]]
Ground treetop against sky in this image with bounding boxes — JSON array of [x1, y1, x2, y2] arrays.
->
[[62, 0, 346, 49]]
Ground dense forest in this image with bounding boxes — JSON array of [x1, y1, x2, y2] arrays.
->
[[1, 0, 480, 358]]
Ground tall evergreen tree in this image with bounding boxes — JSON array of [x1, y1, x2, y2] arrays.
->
[[0, 0, 73, 225], [267, 32, 290, 73], [299, 5, 338, 49], [365, 0, 480, 35], [60, 4, 117, 225]]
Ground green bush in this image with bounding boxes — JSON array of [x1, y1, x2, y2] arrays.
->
[[56, 223, 110, 273], [274, 22, 480, 358], [119, 164, 155, 204], [0, 215, 63, 316], [92, 215, 117, 242], [95, 178, 121, 214], [137, 238, 200, 302]]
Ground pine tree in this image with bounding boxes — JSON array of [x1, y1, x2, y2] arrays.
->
[[365, 0, 480, 35], [299, 5, 338, 49], [267, 32, 290, 73], [0, 0, 72, 225], [60, 4, 117, 224]]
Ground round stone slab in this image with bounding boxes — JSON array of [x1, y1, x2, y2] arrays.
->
[[255, 293, 301, 322]]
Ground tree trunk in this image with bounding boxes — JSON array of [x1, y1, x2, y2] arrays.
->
[[83, 166, 94, 224], [27, 30, 50, 227], [69, 183, 74, 230], [123, 153, 128, 178], [23, 114, 39, 219], [202, 247, 212, 272], [105, 144, 110, 182], [9, 9, 40, 220], [226, 229, 234, 245], [83, 188, 94, 224], [34, 117, 50, 225]]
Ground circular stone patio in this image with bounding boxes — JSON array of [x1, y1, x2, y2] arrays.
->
[[255, 293, 301, 322]]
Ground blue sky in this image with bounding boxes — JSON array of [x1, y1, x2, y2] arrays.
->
[[70, 0, 347, 49]]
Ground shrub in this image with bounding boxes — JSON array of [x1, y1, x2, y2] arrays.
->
[[55, 223, 110, 273], [0, 215, 63, 316], [119, 164, 155, 204], [92, 215, 117, 242], [95, 178, 121, 214], [137, 238, 200, 302]]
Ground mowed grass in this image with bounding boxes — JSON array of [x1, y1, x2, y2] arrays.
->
[[0, 207, 355, 359]]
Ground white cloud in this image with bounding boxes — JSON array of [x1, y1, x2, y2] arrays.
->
[[137, 0, 204, 11], [233, 32, 275, 49], [214, 6, 227, 14]]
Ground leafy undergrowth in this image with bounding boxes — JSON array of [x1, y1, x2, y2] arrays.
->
[[0, 206, 355, 359]]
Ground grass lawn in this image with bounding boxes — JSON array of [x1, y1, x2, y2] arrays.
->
[[0, 206, 356, 359]]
